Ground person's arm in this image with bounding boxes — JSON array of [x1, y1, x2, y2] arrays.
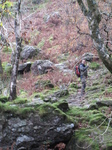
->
[[80, 64, 88, 72]]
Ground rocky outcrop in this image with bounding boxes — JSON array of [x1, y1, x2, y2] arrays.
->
[[31, 60, 54, 75], [82, 53, 94, 62], [20, 46, 40, 60], [18, 62, 32, 74], [96, 100, 112, 107], [0, 102, 74, 150], [54, 62, 73, 74], [43, 89, 69, 103]]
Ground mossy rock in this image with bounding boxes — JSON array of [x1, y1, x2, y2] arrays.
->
[[87, 104, 98, 110], [43, 89, 69, 102], [36, 103, 72, 123], [13, 97, 28, 104], [96, 100, 112, 107], [35, 80, 54, 89], [0, 96, 8, 103], [0, 97, 34, 118], [53, 100, 69, 112]]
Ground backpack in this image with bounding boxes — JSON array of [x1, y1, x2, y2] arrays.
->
[[75, 65, 80, 77]]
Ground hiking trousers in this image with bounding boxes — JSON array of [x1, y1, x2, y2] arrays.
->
[[81, 76, 86, 96]]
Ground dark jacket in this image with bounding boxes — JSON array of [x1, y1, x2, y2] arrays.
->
[[79, 63, 88, 79]]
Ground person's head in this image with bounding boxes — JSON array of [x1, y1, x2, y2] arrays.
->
[[82, 59, 86, 64]]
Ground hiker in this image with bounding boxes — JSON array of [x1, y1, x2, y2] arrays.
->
[[79, 59, 89, 96]]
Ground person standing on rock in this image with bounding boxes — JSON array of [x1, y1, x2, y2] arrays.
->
[[80, 59, 89, 96]]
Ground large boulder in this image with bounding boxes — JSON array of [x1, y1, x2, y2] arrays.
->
[[20, 46, 40, 60], [0, 103, 74, 150], [18, 62, 32, 74], [82, 53, 94, 62], [31, 60, 54, 75], [96, 100, 112, 107]]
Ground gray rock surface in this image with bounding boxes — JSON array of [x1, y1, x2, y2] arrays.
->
[[0, 103, 74, 149], [18, 62, 32, 74], [31, 60, 54, 75], [20, 46, 40, 60]]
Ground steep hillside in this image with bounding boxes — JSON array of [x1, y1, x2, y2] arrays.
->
[[1, 1, 112, 149]]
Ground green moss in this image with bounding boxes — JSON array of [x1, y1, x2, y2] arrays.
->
[[67, 107, 85, 117], [37, 103, 67, 118], [0, 97, 34, 117], [52, 100, 69, 112], [48, 35, 54, 44], [2, 62, 12, 75], [87, 85, 101, 91], [37, 38, 45, 49], [90, 62, 100, 70], [67, 107, 89, 123], [37, 103, 54, 117], [75, 126, 112, 150], [18, 90, 28, 98], [89, 113, 106, 125], [13, 97, 28, 104], [34, 87, 61, 100], [99, 106, 109, 113], [17, 107, 35, 117], [75, 128, 99, 149], [0, 96, 8, 103], [36, 103, 74, 123], [66, 107, 107, 127], [105, 87, 112, 94], [0, 102, 4, 110], [87, 91, 104, 99], [92, 81, 100, 86], [69, 82, 78, 89], [35, 80, 54, 89], [3, 104, 19, 113]]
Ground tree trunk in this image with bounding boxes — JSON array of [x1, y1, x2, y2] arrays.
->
[[9, 0, 21, 100], [77, 0, 112, 73]]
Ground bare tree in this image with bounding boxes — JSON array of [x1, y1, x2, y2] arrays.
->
[[9, 0, 22, 100], [0, 0, 41, 100], [77, 0, 112, 73]]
